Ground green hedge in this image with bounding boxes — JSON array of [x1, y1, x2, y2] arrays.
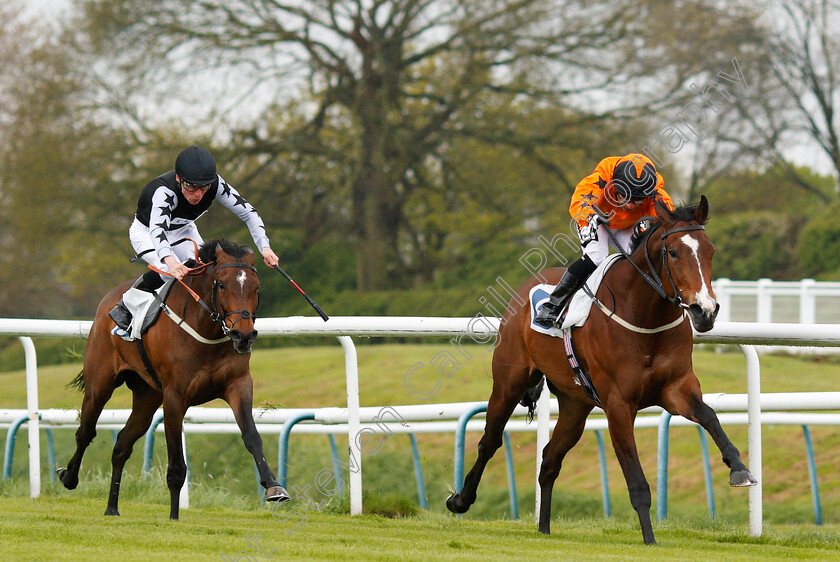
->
[[797, 201, 840, 279], [705, 211, 805, 280]]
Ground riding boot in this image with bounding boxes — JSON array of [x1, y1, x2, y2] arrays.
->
[[534, 255, 598, 328], [108, 271, 165, 330]]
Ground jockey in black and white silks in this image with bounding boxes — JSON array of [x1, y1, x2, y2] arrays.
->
[[131, 145, 278, 279], [109, 145, 279, 337]]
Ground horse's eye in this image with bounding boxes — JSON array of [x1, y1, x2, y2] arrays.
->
[[217, 281, 226, 290], [668, 249, 678, 259]]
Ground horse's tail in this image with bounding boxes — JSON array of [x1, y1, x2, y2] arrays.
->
[[66, 370, 85, 392], [519, 376, 545, 422]]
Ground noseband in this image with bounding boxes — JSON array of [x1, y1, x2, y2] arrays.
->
[[209, 262, 259, 336]]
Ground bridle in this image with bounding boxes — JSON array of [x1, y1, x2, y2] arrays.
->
[[641, 222, 707, 309], [166, 260, 259, 339], [597, 215, 705, 310], [206, 262, 259, 337]]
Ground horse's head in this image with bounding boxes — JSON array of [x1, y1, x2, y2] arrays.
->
[[208, 241, 260, 354], [653, 195, 719, 332]]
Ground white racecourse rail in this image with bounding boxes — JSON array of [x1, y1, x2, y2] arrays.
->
[[2, 317, 840, 537]]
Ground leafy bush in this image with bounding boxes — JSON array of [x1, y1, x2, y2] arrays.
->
[[797, 201, 840, 280], [705, 211, 804, 280]]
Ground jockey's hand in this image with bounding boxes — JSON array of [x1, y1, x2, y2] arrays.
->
[[578, 213, 602, 247], [261, 246, 280, 268], [163, 256, 189, 280]]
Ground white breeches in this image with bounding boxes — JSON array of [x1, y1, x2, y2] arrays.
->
[[581, 224, 635, 265]]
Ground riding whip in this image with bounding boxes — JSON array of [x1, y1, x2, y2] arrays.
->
[[273, 265, 330, 321]]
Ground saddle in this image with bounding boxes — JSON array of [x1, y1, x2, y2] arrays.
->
[[529, 253, 622, 336], [110, 278, 177, 341], [527, 254, 623, 407]]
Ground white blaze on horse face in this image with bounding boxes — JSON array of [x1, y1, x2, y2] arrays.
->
[[237, 270, 247, 293], [680, 234, 717, 313]]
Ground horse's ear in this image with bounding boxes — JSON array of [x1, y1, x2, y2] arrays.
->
[[654, 199, 672, 225], [214, 243, 225, 260], [696, 194, 710, 224]]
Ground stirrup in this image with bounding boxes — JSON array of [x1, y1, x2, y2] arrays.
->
[[535, 302, 561, 327], [108, 301, 132, 331]]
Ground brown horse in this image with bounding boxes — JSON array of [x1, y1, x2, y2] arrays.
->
[[58, 239, 290, 519], [446, 196, 756, 544]]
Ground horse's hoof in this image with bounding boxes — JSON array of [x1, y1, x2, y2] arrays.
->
[[104, 507, 120, 516], [57, 468, 77, 490], [445, 494, 469, 514], [730, 469, 758, 487], [538, 524, 550, 535], [266, 485, 291, 503]]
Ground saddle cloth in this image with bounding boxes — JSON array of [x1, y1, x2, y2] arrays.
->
[[528, 253, 623, 337]]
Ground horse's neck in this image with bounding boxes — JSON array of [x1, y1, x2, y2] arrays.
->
[[616, 240, 682, 324]]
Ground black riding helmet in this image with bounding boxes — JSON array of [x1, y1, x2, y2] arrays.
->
[[175, 145, 217, 185], [612, 158, 657, 201]]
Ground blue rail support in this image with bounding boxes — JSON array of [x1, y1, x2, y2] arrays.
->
[[658, 413, 715, 521], [140, 412, 190, 481], [277, 412, 316, 488], [802, 425, 822, 525], [327, 434, 344, 495], [142, 411, 165, 474], [408, 434, 427, 510], [594, 430, 611, 517], [257, 432, 342, 505], [697, 426, 715, 517], [3, 416, 58, 482], [453, 403, 488, 492], [46, 428, 56, 482], [3, 414, 30, 479], [503, 431, 518, 520], [452, 402, 519, 519]]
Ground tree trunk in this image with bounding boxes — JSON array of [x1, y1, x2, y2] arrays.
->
[[352, 100, 400, 292]]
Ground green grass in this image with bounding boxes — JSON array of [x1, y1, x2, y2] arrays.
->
[[1, 343, 839, 557], [1, 496, 838, 561]]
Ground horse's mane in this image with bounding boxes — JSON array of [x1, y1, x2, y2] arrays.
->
[[667, 200, 706, 225], [627, 200, 707, 255], [198, 239, 253, 264]]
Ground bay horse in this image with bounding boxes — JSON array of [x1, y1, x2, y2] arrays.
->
[[58, 239, 290, 519], [446, 196, 756, 544]]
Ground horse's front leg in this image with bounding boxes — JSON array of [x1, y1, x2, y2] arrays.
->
[[604, 400, 656, 545], [225, 376, 290, 503], [662, 375, 757, 487], [162, 390, 188, 520], [691, 400, 757, 487]]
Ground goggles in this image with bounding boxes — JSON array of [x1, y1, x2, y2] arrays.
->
[[181, 179, 213, 193]]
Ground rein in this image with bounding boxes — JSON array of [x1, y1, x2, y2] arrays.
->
[[584, 207, 706, 333], [592, 206, 704, 309], [149, 260, 259, 343]]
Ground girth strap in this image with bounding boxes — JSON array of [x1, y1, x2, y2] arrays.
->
[[134, 339, 162, 389], [562, 329, 601, 406]]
